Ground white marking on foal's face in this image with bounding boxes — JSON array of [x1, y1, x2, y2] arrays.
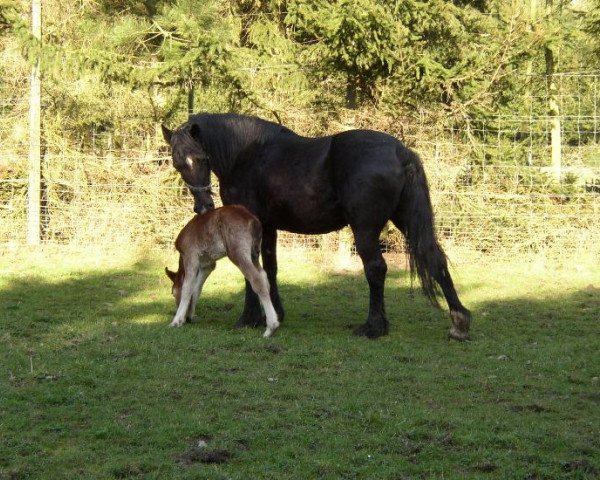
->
[[186, 156, 195, 169]]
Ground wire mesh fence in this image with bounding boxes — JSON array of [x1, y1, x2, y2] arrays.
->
[[1, 74, 599, 255]]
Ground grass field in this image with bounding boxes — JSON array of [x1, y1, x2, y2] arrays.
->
[[1, 245, 599, 479]]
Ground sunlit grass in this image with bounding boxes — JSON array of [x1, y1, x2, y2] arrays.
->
[[1, 245, 599, 479]]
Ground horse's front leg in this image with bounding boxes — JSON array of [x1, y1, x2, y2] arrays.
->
[[235, 279, 264, 328], [235, 227, 284, 328]]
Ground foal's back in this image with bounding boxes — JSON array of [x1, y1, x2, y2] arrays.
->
[[176, 205, 261, 263]]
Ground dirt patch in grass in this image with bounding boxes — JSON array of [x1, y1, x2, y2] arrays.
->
[[509, 403, 555, 413], [560, 459, 599, 475], [473, 462, 499, 473], [178, 448, 232, 465]]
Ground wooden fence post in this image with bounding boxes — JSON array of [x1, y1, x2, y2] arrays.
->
[[27, 0, 42, 245]]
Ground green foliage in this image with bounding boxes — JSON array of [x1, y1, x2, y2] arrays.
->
[[283, 0, 504, 109], [1, 0, 599, 252], [287, 0, 402, 104], [3, 0, 598, 141], [0, 0, 20, 34], [583, 0, 600, 64]]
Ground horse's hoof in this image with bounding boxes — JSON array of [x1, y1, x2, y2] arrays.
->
[[235, 313, 266, 329], [169, 320, 185, 327], [449, 310, 471, 341], [448, 327, 470, 341], [353, 322, 388, 339]]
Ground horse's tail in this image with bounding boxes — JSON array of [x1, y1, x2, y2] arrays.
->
[[392, 147, 450, 308]]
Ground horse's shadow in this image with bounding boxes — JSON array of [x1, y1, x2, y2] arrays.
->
[[2, 253, 595, 345], [0, 255, 455, 342]]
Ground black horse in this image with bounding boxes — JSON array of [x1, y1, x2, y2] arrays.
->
[[162, 113, 470, 340]]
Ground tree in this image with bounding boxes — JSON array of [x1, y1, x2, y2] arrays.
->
[[583, 0, 600, 68], [287, 0, 402, 108]]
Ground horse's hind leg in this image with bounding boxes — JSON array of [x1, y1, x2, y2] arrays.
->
[[351, 227, 389, 338], [433, 263, 471, 341], [390, 216, 470, 341]]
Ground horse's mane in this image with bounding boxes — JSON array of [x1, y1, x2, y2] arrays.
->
[[186, 113, 294, 174]]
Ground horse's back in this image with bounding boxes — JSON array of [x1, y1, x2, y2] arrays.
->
[[329, 128, 407, 181], [330, 129, 406, 161]]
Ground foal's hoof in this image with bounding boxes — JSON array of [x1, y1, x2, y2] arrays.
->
[[353, 322, 389, 339], [262, 323, 280, 338]]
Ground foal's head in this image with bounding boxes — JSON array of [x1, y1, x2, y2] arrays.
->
[[165, 267, 183, 306]]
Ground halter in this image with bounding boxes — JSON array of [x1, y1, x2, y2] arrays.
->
[[185, 182, 213, 194]]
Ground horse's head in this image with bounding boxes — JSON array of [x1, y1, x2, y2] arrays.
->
[[162, 123, 215, 214], [164, 267, 183, 306]]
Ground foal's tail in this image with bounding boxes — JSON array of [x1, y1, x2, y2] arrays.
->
[[393, 147, 453, 309]]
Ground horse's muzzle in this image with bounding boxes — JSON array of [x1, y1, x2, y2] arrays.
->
[[194, 201, 215, 215]]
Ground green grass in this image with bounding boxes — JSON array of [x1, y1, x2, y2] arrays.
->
[[1, 246, 599, 479]]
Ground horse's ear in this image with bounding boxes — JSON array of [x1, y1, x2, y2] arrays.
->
[[165, 267, 177, 283], [161, 125, 173, 145], [189, 123, 201, 140]]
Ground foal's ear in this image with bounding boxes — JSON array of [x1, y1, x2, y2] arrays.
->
[[161, 125, 173, 145], [165, 267, 177, 283]]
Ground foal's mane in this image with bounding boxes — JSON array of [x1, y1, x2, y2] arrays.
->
[[186, 113, 294, 175]]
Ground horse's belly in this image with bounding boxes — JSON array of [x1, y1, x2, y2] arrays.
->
[[274, 204, 346, 234]]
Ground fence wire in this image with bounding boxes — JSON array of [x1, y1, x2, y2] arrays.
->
[[1, 75, 599, 255]]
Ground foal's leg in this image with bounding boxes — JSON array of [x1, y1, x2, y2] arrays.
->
[[235, 227, 284, 328], [170, 258, 199, 327], [244, 264, 280, 337], [230, 247, 280, 337], [255, 281, 279, 337], [186, 263, 215, 322], [351, 227, 389, 338]]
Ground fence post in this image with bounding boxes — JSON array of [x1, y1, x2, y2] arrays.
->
[[188, 86, 194, 115], [27, 0, 42, 245], [544, 2, 562, 182]]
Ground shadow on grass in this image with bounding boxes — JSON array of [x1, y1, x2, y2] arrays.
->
[[0, 258, 166, 338], [1, 250, 598, 358], [0, 251, 598, 342], [0, 251, 599, 479]]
